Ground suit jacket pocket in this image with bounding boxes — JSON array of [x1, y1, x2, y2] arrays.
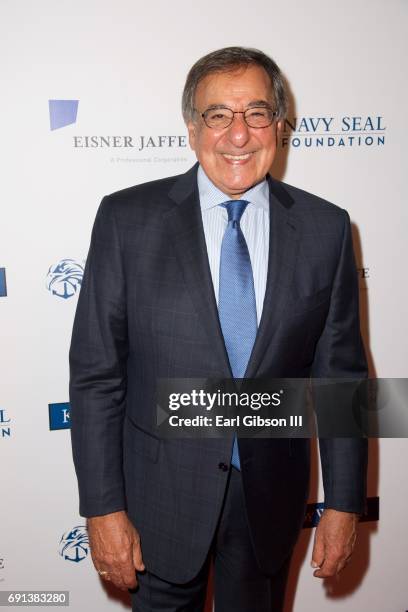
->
[[288, 285, 331, 315], [124, 416, 160, 463]]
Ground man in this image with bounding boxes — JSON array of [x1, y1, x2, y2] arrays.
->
[[70, 47, 367, 611]]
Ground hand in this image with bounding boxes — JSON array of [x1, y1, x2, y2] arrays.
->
[[87, 510, 145, 591], [311, 509, 359, 578]]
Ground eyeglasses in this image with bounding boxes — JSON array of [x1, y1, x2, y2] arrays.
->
[[197, 105, 278, 129]]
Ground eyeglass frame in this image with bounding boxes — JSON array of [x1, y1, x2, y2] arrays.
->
[[194, 104, 278, 129]]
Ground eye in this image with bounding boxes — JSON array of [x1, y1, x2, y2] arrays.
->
[[208, 110, 229, 121], [246, 108, 269, 118]]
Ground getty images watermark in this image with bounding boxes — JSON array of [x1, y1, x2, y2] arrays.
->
[[167, 388, 303, 429], [156, 378, 408, 438]]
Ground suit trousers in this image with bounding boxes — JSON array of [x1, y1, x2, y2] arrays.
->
[[131, 468, 291, 612]]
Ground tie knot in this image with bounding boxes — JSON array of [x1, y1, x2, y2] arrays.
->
[[221, 200, 249, 225]]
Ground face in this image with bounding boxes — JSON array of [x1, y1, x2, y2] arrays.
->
[[187, 64, 282, 199]]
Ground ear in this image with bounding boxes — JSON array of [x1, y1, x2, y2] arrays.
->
[[274, 119, 283, 148], [187, 120, 197, 152]]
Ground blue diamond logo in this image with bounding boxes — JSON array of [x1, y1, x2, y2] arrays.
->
[[49, 100, 79, 130]]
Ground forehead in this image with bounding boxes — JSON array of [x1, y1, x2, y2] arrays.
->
[[194, 64, 273, 108]]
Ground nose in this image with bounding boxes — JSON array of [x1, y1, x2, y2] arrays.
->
[[226, 113, 251, 148]]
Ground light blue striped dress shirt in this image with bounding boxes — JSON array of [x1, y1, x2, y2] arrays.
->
[[197, 165, 270, 325]]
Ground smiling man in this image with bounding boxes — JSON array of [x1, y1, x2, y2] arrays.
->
[[70, 47, 368, 611], [187, 64, 278, 196]]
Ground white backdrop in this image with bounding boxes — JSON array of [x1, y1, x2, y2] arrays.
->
[[1, 0, 407, 610]]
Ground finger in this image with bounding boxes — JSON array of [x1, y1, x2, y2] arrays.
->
[[97, 568, 128, 590], [107, 567, 132, 591], [103, 556, 138, 591], [335, 554, 352, 575], [311, 533, 325, 569], [132, 539, 145, 572], [118, 561, 138, 590], [96, 568, 111, 582], [93, 556, 110, 578], [95, 560, 134, 591], [313, 555, 340, 578]]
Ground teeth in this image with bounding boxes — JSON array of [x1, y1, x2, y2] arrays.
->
[[223, 153, 252, 160]]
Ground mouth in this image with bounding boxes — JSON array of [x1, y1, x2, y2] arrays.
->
[[221, 152, 255, 162]]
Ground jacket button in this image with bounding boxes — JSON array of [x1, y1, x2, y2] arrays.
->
[[218, 462, 229, 472]]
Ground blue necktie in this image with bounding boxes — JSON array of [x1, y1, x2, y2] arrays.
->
[[218, 200, 258, 469]]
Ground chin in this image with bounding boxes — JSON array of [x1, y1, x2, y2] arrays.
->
[[225, 176, 259, 194]]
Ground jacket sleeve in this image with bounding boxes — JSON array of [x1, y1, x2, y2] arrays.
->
[[69, 195, 128, 517], [311, 209, 368, 514]]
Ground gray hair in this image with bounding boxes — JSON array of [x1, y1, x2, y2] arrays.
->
[[182, 46, 288, 123]]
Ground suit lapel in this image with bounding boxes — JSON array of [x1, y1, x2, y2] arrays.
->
[[166, 166, 300, 380], [166, 165, 232, 377], [245, 176, 300, 378]]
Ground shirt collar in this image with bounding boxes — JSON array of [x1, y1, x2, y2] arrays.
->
[[197, 165, 269, 212]]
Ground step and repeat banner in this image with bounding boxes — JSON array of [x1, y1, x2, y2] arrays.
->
[[1, 0, 407, 610]]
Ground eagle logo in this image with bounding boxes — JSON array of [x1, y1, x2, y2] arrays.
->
[[59, 526, 89, 563], [46, 259, 84, 299]]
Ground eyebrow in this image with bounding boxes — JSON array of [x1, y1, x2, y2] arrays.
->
[[247, 100, 272, 108], [204, 100, 273, 111]]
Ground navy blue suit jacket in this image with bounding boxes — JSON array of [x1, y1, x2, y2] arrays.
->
[[70, 164, 367, 583]]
